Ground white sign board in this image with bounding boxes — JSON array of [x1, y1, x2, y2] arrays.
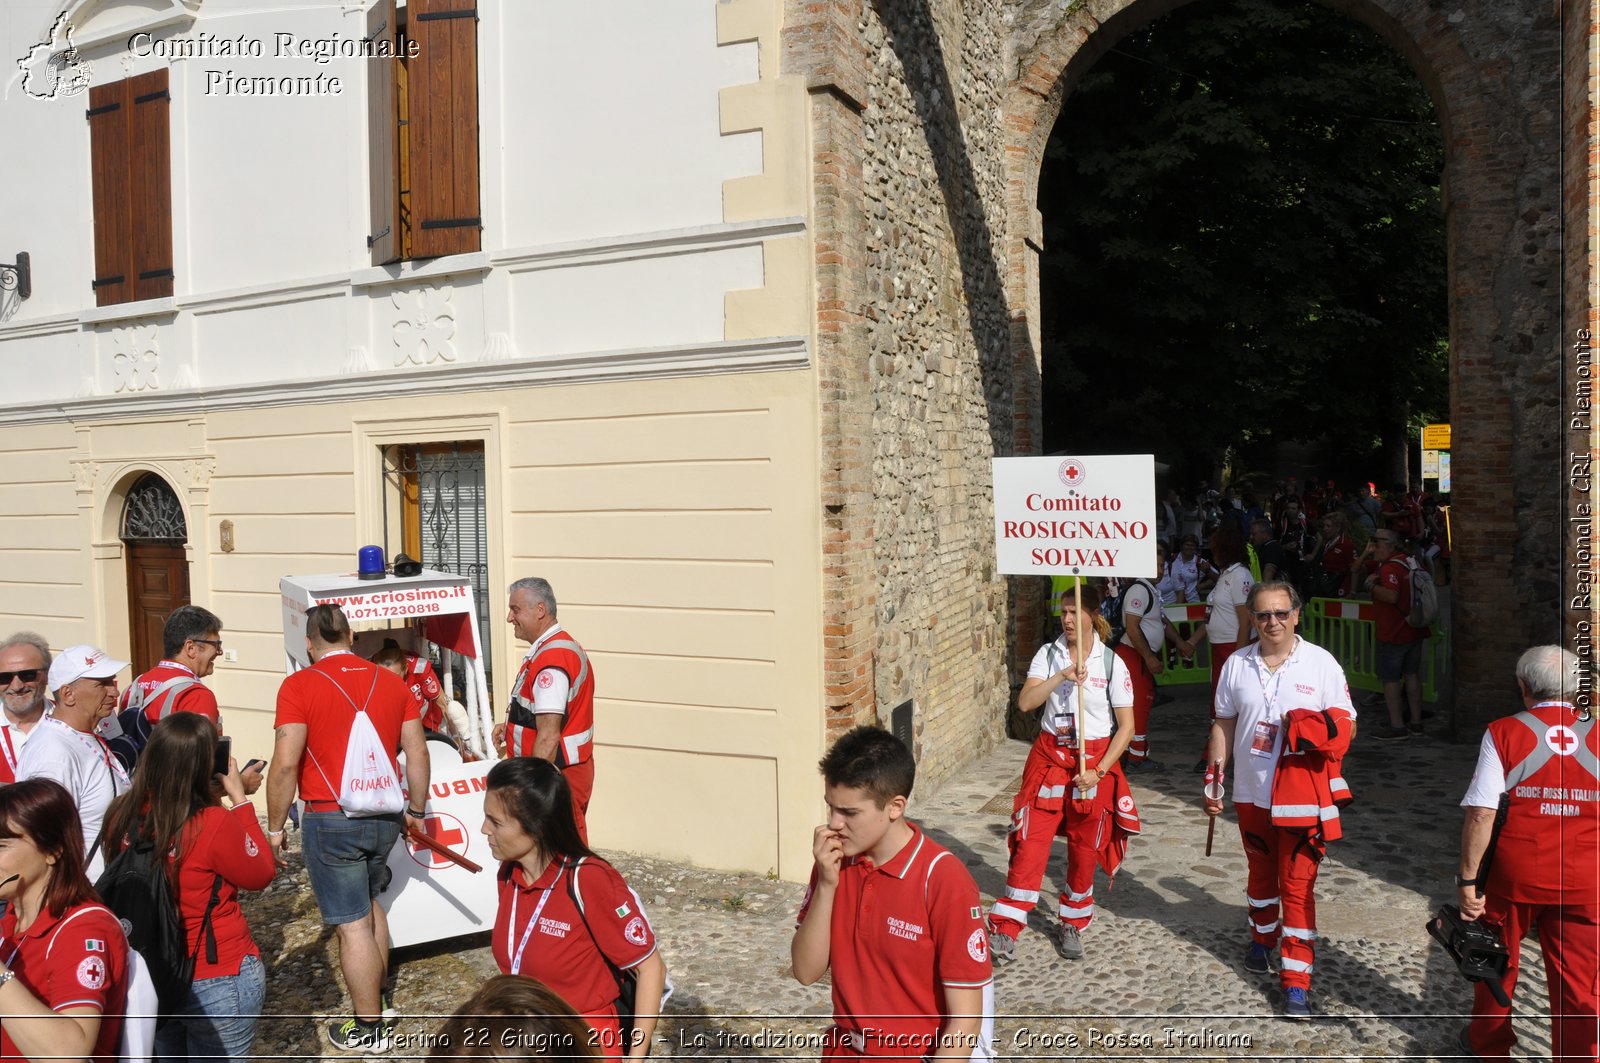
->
[[1439, 451, 1452, 493], [383, 752, 499, 948], [1422, 449, 1441, 477], [992, 455, 1157, 577]]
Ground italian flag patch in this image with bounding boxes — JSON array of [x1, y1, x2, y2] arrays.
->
[[970, 906, 982, 920], [615, 903, 631, 918]]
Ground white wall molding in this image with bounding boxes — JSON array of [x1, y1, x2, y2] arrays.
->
[[77, 297, 177, 327], [179, 273, 350, 316], [1, 336, 810, 426], [0, 313, 78, 340], [6, 220, 806, 340], [492, 217, 806, 272], [351, 252, 491, 290]]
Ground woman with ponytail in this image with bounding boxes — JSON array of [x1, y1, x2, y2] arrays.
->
[[986, 580, 1137, 966]]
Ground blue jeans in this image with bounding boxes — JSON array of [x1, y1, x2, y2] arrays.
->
[[153, 953, 266, 1063]]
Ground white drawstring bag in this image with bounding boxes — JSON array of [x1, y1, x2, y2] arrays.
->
[[310, 669, 406, 817]]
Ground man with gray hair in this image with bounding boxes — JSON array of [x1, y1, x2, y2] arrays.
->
[[0, 631, 52, 782], [502, 577, 597, 842], [1455, 645, 1598, 1061], [18, 645, 131, 876]]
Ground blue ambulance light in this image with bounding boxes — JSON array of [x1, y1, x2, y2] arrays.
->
[[357, 545, 386, 581]]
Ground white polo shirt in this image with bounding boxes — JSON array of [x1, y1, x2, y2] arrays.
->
[[1214, 637, 1354, 809], [1205, 563, 1254, 643], [1121, 580, 1166, 650], [1028, 634, 1133, 741], [16, 717, 130, 878]]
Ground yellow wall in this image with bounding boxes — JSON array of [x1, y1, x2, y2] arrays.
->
[[0, 368, 824, 878]]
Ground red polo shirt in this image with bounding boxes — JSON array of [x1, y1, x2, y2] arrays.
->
[[274, 652, 417, 804], [120, 661, 221, 727], [796, 823, 992, 1056], [0, 901, 128, 1063], [1375, 554, 1429, 644], [493, 856, 656, 1049]]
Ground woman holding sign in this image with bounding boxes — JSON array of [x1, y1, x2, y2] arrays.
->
[[987, 581, 1138, 965]]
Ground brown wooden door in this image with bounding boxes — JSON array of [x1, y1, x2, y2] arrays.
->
[[125, 541, 189, 674]]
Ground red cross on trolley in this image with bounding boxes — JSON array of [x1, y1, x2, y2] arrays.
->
[[408, 812, 468, 869], [1545, 725, 1579, 756], [1065, 463, 1080, 479]]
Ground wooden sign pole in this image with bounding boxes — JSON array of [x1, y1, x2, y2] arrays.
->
[[1073, 578, 1089, 797]]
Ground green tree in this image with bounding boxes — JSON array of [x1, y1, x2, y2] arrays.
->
[[1040, 0, 1447, 487]]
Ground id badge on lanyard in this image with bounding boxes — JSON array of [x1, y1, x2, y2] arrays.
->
[[1250, 719, 1279, 757], [1250, 657, 1286, 758], [1047, 643, 1079, 748], [1054, 706, 1078, 749]]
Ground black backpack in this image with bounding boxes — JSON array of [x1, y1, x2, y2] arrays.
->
[[1101, 578, 1159, 647], [107, 676, 202, 773], [94, 835, 221, 1022]]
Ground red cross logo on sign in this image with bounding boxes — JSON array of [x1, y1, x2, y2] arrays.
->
[[1058, 458, 1087, 488], [406, 811, 469, 870], [1545, 725, 1580, 756]]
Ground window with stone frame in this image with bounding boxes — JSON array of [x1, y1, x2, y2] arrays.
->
[[367, 0, 481, 264]]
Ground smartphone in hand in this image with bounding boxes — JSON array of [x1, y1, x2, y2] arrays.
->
[[213, 736, 233, 777]]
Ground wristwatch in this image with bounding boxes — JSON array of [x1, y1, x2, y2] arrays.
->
[[1454, 874, 1477, 887], [0, 969, 14, 991]]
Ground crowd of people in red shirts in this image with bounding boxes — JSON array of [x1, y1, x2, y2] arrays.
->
[[1161, 476, 1451, 605]]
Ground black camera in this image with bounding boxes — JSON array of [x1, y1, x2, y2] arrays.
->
[[1426, 904, 1511, 1007]]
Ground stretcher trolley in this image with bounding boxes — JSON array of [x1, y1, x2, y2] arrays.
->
[[280, 570, 498, 947]]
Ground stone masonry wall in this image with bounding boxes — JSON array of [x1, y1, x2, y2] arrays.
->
[[856, 0, 1015, 785], [1003, 0, 1568, 731]]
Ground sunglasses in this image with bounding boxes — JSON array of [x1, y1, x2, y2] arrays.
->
[[0, 669, 41, 685], [1251, 609, 1295, 622]]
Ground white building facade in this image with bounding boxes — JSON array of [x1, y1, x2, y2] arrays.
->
[[0, 0, 824, 877]]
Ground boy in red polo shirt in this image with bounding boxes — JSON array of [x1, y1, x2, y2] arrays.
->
[[792, 727, 994, 1061]]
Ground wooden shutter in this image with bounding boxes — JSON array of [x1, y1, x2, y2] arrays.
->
[[367, 0, 400, 265], [407, 0, 480, 259], [87, 70, 172, 306], [129, 69, 173, 301], [87, 79, 131, 306]]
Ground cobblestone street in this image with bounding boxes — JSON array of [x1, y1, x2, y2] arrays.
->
[[252, 687, 1547, 1061]]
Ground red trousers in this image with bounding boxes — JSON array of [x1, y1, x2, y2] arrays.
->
[[1208, 641, 1240, 717], [1114, 644, 1156, 762], [1465, 896, 1599, 1062], [990, 735, 1112, 935], [565, 759, 594, 844], [1236, 803, 1323, 990]]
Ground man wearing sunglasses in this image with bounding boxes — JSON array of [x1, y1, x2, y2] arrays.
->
[[1204, 581, 1356, 1021], [112, 606, 262, 793], [0, 632, 53, 783]]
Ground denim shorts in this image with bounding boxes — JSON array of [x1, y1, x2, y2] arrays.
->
[[301, 811, 402, 925], [1375, 639, 1424, 682]]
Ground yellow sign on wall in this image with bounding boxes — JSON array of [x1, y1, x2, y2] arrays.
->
[[1421, 423, 1451, 449]]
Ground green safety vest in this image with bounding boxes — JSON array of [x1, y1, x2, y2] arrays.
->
[[1048, 575, 1081, 618], [1246, 543, 1262, 583]]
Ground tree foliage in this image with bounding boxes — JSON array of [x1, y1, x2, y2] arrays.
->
[[1039, 0, 1447, 484]]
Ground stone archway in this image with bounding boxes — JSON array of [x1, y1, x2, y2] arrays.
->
[[1001, 0, 1566, 729]]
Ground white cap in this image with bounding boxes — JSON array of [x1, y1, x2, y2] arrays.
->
[[47, 645, 129, 693]]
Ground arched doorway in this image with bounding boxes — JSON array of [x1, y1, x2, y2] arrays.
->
[[120, 473, 190, 675], [1001, 0, 1564, 728]]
